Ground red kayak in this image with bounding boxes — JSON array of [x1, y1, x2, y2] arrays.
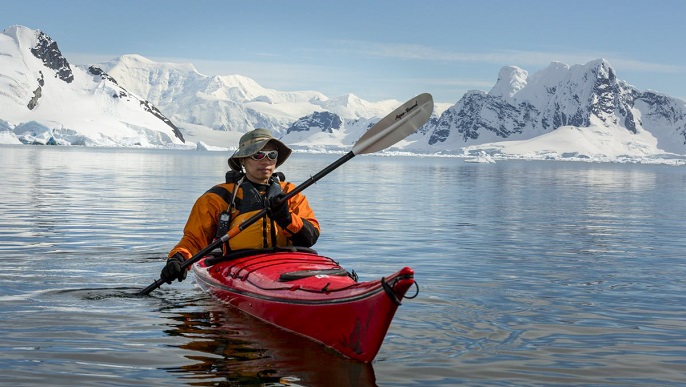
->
[[191, 248, 416, 362]]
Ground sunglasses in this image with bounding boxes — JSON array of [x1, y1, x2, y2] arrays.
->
[[250, 150, 279, 161]]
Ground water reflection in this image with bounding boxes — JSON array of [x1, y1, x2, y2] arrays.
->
[[164, 305, 377, 386]]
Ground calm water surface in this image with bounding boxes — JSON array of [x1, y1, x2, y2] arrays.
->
[[1, 145, 685, 386]]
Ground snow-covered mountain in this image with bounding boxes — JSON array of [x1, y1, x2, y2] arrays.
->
[[96, 54, 407, 148], [411, 60, 686, 159], [0, 25, 185, 146], [2, 25, 686, 164]]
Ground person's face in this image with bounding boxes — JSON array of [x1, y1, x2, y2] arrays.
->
[[242, 144, 278, 184]]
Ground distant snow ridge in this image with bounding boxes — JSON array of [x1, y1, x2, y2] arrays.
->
[[97, 54, 403, 140]]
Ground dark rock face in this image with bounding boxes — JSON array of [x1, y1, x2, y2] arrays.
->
[[27, 71, 45, 110], [27, 86, 42, 110], [30, 30, 74, 83], [287, 111, 343, 133], [428, 91, 536, 145], [636, 91, 686, 146]]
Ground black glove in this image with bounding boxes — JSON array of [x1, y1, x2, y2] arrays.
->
[[160, 253, 187, 284], [268, 193, 292, 229]]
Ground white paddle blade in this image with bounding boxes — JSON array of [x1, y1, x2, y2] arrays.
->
[[352, 93, 434, 155]]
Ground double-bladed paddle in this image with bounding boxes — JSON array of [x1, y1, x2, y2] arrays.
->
[[138, 92, 434, 295]]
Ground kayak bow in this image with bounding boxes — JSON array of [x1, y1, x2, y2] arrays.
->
[[192, 249, 416, 362]]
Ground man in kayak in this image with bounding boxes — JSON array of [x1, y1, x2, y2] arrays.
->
[[160, 128, 320, 284]]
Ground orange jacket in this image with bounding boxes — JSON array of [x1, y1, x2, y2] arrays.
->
[[168, 178, 319, 260]]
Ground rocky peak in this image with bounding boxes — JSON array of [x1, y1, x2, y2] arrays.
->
[[585, 59, 638, 133], [30, 30, 74, 83]]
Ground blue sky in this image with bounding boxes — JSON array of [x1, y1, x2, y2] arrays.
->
[[3, 0, 685, 103]]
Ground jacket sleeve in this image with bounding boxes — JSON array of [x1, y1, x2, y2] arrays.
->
[[280, 182, 320, 247], [168, 190, 228, 259]]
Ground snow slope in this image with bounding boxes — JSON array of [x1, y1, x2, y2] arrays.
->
[[0, 26, 185, 147]]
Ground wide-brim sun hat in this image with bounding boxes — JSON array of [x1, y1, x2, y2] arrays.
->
[[228, 128, 292, 172]]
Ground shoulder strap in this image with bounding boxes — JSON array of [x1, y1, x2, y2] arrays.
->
[[206, 185, 232, 204], [207, 170, 245, 204], [211, 177, 244, 240]]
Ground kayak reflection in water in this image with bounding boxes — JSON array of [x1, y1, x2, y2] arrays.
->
[[166, 308, 377, 386], [159, 128, 320, 284]]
